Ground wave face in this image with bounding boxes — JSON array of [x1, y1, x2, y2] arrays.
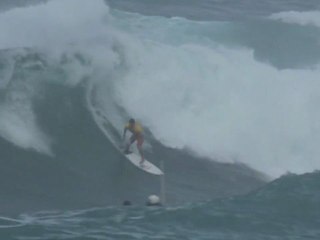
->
[[0, 0, 268, 215], [1, 172, 319, 239], [1, 0, 320, 215], [100, 5, 320, 177]]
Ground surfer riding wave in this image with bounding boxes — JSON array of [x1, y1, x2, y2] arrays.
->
[[123, 118, 145, 165]]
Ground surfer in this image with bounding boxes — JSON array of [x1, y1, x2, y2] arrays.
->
[[123, 118, 145, 165]]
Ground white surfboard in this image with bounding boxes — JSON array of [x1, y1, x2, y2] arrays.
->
[[124, 152, 163, 175]]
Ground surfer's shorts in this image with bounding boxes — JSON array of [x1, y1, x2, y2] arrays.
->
[[130, 134, 144, 147]]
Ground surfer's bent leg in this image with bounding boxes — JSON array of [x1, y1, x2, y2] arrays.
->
[[125, 135, 136, 154]]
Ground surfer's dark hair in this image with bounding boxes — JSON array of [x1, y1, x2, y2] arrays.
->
[[129, 118, 135, 124]]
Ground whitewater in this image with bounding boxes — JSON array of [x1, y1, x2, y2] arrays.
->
[[0, 0, 320, 239]]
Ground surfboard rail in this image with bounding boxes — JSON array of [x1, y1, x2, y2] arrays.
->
[[124, 152, 164, 175]]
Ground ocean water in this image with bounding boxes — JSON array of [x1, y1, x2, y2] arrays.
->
[[0, 0, 320, 239], [1, 172, 320, 239]]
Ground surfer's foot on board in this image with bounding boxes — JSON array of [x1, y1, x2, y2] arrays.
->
[[139, 160, 145, 166]]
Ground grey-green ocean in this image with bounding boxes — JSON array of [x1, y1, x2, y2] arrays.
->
[[1, 172, 320, 239], [0, 0, 320, 239]]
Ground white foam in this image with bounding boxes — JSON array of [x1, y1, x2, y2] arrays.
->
[[0, 104, 52, 155], [0, 0, 114, 154], [270, 11, 320, 27], [0, 0, 110, 49], [107, 12, 320, 178]]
